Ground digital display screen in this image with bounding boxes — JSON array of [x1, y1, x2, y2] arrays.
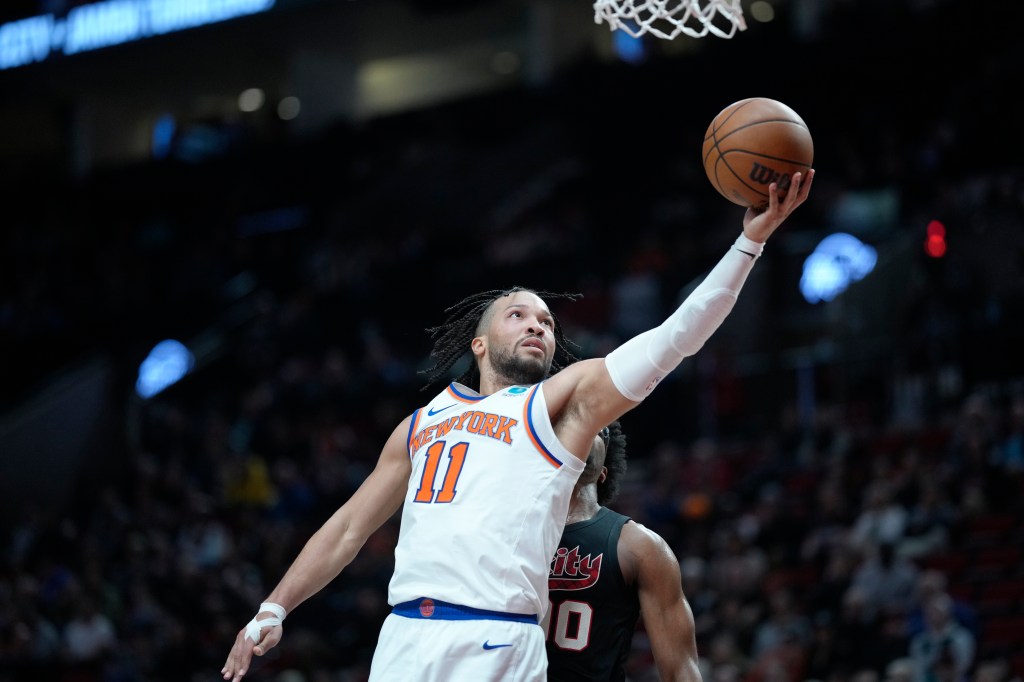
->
[[0, 0, 278, 70]]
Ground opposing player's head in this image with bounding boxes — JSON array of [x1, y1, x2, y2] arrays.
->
[[578, 420, 627, 506], [422, 287, 579, 391]]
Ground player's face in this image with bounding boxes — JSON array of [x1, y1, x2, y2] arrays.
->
[[482, 291, 556, 384]]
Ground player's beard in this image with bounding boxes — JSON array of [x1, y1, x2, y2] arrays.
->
[[490, 343, 550, 386]]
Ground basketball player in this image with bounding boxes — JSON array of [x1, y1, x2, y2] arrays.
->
[[220, 171, 814, 682], [546, 422, 701, 682]]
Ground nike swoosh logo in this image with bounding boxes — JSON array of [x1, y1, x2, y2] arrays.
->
[[427, 404, 457, 416], [482, 641, 513, 650]]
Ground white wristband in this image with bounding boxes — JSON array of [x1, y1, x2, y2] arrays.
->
[[244, 602, 288, 642], [734, 233, 764, 259]]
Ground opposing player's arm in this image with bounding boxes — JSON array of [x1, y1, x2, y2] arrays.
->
[[546, 171, 814, 459], [621, 521, 703, 682], [221, 415, 414, 682]]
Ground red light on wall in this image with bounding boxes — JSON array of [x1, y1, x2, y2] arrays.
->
[[925, 220, 947, 258]]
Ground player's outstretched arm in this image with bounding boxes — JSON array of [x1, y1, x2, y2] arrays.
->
[[622, 522, 703, 682], [545, 170, 815, 454], [220, 416, 414, 682]]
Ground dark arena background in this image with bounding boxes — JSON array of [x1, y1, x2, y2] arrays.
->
[[2, 0, 1024, 680]]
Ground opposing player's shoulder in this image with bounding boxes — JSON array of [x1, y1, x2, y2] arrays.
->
[[619, 520, 681, 584], [621, 520, 675, 558]]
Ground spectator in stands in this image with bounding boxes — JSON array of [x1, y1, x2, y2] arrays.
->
[[751, 587, 812, 659], [993, 394, 1024, 473], [851, 541, 920, 622], [849, 481, 908, 552], [906, 570, 979, 641], [885, 658, 915, 682], [909, 593, 976, 682], [897, 476, 957, 561], [61, 594, 117, 664]]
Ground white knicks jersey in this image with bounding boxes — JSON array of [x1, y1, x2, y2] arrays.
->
[[388, 382, 585, 616]]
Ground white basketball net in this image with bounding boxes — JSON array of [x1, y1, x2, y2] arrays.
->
[[594, 0, 747, 40]]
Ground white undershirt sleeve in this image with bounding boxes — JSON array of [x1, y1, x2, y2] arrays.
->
[[604, 233, 764, 401]]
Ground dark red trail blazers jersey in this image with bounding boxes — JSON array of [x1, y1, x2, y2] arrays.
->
[[545, 507, 641, 681]]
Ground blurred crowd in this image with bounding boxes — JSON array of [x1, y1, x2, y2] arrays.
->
[[3, 2, 1024, 681], [3, 313, 1024, 682]]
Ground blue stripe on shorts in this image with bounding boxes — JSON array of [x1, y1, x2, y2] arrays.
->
[[392, 598, 538, 624]]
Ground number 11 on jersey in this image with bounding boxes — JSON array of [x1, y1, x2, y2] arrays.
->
[[413, 440, 468, 503]]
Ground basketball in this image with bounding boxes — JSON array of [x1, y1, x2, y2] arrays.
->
[[702, 97, 814, 209]]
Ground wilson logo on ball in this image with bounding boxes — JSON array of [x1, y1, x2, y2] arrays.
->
[[748, 163, 793, 190]]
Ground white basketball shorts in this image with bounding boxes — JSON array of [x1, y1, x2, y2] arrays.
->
[[368, 599, 547, 682]]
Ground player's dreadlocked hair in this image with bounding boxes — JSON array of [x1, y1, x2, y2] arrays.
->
[[421, 286, 581, 391], [596, 420, 628, 506]]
